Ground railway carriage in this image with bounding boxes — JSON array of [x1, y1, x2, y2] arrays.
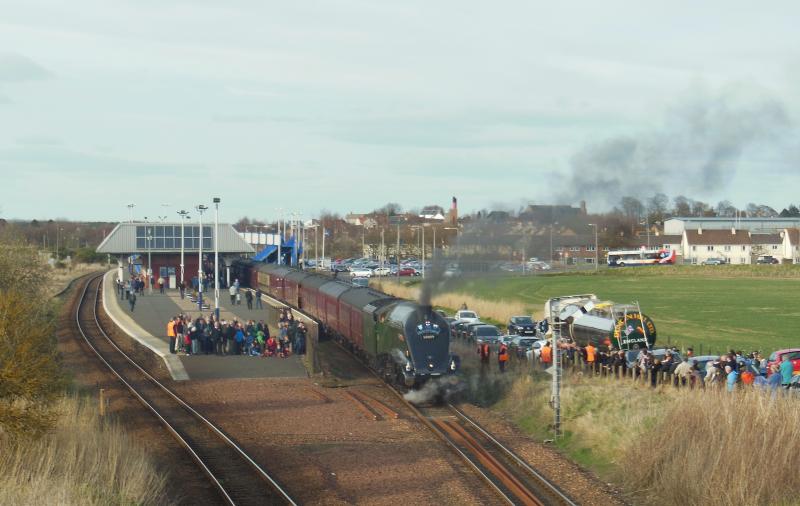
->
[[235, 261, 458, 388]]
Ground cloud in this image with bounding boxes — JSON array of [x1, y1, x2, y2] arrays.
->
[[0, 53, 53, 82]]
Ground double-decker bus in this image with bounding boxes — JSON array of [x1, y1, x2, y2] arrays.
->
[[607, 248, 676, 267]]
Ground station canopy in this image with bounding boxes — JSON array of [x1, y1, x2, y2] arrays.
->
[[96, 222, 255, 255]]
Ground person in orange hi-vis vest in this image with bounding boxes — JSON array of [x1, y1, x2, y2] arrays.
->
[[166, 318, 177, 354], [540, 342, 552, 369], [585, 343, 597, 373], [498, 343, 509, 373]]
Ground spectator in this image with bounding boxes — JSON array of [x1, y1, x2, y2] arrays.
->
[[726, 365, 739, 392], [296, 322, 307, 355], [255, 287, 263, 309], [128, 292, 136, 312], [234, 325, 244, 355], [673, 359, 693, 387], [585, 343, 596, 373], [540, 342, 552, 370], [179, 281, 186, 299], [780, 355, 794, 389], [167, 317, 177, 354], [477, 342, 491, 371], [229, 284, 236, 305], [768, 364, 782, 390], [158, 277, 165, 294], [498, 342, 509, 373], [245, 290, 254, 310]]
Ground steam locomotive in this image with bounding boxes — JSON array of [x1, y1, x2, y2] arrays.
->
[[231, 261, 459, 387]]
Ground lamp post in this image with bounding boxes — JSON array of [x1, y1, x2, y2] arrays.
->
[[177, 210, 189, 288], [588, 223, 599, 271], [410, 225, 425, 278], [56, 226, 63, 261], [127, 203, 135, 223], [213, 198, 220, 320], [146, 227, 153, 294], [196, 204, 208, 311], [549, 222, 559, 265]]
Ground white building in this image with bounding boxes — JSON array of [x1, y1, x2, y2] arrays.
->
[[665, 217, 800, 235], [781, 229, 800, 263], [682, 229, 752, 264]]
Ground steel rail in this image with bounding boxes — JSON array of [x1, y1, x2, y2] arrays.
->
[[449, 404, 578, 506], [75, 274, 296, 505]]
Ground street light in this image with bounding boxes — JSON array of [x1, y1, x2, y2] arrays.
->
[[410, 225, 425, 278], [56, 226, 64, 261], [146, 227, 153, 294], [588, 223, 599, 271], [196, 204, 208, 311], [550, 221, 559, 264], [213, 197, 220, 320], [177, 210, 190, 288], [127, 203, 135, 223]]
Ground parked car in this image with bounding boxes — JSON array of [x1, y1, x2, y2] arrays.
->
[[767, 349, 800, 377], [687, 355, 720, 380], [373, 267, 391, 276], [331, 263, 350, 272], [471, 324, 502, 344], [756, 255, 780, 265], [349, 267, 373, 277], [351, 277, 369, 287], [624, 348, 684, 370], [509, 336, 545, 358], [397, 267, 420, 276], [527, 261, 551, 271], [508, 316, 536, 336], [462, 321, 488, 340], [702, 258, 726, 265], [454, 310, 480, 324], [443, 266, 462, 278]]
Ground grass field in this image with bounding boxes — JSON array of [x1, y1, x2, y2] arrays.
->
[[445, 266, 800, 354]]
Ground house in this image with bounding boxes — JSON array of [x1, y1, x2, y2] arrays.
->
[[781, 229, 800, 263], [681, 229, 751, 264], [345, 213, 367, 226], [750, 233, 784, 262], [665, 217, 800, 235], [419, 205, 445, 221]]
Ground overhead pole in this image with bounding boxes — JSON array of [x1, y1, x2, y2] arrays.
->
[[196, 204, 208, 311], [213, 197, 220, 320]]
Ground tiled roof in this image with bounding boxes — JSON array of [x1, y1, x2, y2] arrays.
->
[[751, 233, 782, 245], [684, 229, 751, 246]]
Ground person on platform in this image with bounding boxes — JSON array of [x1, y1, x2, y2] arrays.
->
[[296, 322, 307, 355], [229, 284, 236, 305], [166, 317, 177, 354], [255, 287, 263, 309], [245, 289, 254, 310], [265, 335, 278, 357], [158, 277, 165, 294], [234, 324, 245, 355]]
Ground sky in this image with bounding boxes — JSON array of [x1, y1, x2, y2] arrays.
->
[[1, 0, 799, 222]]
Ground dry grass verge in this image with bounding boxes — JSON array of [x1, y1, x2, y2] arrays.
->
[[622, 388, 800, 506], [372, 279, 529, 323], [0, 395, 169, 506]]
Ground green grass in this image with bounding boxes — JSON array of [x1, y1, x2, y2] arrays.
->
[[452, 266, 800, 354]]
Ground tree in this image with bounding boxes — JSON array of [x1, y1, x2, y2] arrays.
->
[[647, 193, 669, 223], [620, 196, 644, 221], [0, 237, 64, 437], [373, 203, 402, 216], [779, 205, 800, 217], [716, 200, 737, 217], [673, 195, 692, 217], [691, 200, 713, 217]]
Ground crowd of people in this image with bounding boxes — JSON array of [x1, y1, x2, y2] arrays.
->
[[511, 339, 798, 393], [164, 308, 306, 358]]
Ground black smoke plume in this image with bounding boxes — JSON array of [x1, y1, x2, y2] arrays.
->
[[560, 87, 790, 207]]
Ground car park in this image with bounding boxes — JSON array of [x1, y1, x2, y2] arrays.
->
[[702, 258, 726, 265], [527, 260, 551, 271], [508, 316, 536, 336]]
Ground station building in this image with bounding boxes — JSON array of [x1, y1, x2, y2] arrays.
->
[[96, 222, 254, 288]]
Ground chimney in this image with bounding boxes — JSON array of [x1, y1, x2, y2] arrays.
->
[[580, 200, 587, 215], [731, 227, 736, 235], [698, 227, 702, 235]]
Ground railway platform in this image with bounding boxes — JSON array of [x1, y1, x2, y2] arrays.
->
[[102, 270, 307, 381]]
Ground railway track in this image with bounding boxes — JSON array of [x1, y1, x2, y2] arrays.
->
[[74, 275, 296, 506], [324, 338, 577, 506]]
